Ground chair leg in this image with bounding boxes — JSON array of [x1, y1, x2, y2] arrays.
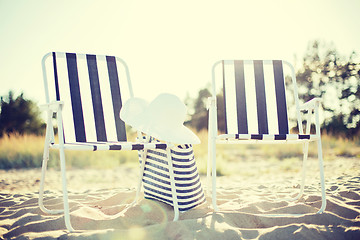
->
[[207, 101, 219, 211], [314, 105, 326, 213], [131, 149, 148, 206], [316, 139, 327, 213], [208, 136, 218, 211], [206, 144, 212, 197], [39, 143, 63, 214], [298, 142, 309, 200], [58, 147, 75, 232], [166, 148, 179, 221], [285, 142, 309, 202], [211, 150, 218, 211], [39, 144, 74, 231]]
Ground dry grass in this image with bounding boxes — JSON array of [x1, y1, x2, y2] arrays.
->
[[0, 133, 138, 169], [1, 132, 359, 175], [192, 129, 360, 176]]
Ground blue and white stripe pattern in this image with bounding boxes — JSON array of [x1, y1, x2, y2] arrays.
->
[[50, 52, 169, 150], [52, 52, 128, 143], [222, 60, 311, 140], [139, 142, 206, 212], [219, 134, 317, 141]]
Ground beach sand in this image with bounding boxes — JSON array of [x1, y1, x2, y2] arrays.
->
[[1, 157, 360, 239]]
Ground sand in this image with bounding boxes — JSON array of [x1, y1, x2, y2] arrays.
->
[[1, 157, 360, 240]]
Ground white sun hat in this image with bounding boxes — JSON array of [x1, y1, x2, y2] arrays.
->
[[120, 97, 148, 126], [120, 93, 200, 144]]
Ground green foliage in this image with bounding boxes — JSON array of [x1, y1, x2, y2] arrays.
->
[[186, 87, 211, 131], [0, 91, 45, 137], [186, 87, 226, 132], [296, 40, 360, 137]]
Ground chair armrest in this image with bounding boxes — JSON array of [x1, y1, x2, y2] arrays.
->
[[206, 97, 216, 110], [299, 98, 322, 111], [39, 101, 64, 112]]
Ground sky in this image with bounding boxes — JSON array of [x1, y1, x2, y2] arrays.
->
[[0, 0, 359, 105]]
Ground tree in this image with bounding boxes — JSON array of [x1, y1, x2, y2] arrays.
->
[[186, 87, 211, 131], [0, 91, 45, 137], [296, 40, 360, 137], [186, 41, 359, 137], [186, 87, 226, 132]]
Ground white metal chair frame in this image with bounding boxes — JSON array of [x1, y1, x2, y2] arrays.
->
[[39, 52, 180, 232], [207, 60, 326, 214]]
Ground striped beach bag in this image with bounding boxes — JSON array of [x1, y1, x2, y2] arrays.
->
[[139, 140, 206, 212]]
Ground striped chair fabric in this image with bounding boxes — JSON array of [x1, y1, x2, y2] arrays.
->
[[139, 139, 206, 212], [208, 59, 326, 214], [40, 52, 173, 232], [50, 52, 168, 150], [221, 60, 311, 140]]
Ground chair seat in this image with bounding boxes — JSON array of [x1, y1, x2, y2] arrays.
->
[[217, 134, 319, 142], [50, 141, 170, 151]]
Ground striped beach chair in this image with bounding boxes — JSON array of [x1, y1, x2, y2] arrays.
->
[[39, 52, 174, 232], [138, 137, 205, 212], [207, 60, 326, 214]]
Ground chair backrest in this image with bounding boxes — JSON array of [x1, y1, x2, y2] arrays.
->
[[214, 60, 300, 135], [42, 52, 134, 143]]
